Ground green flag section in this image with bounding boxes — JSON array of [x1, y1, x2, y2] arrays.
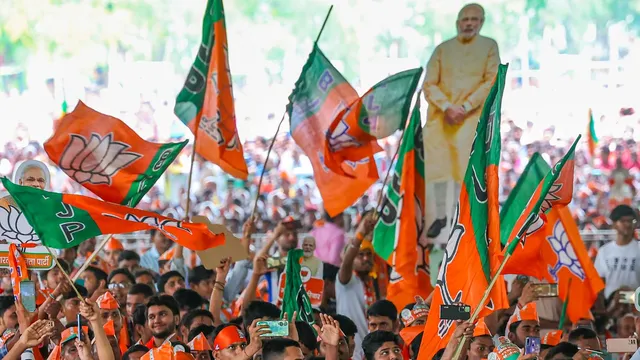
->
[[586, 109, 598, 158], [499, 153, 548, 246], [44, 101, 187, 207], [174, 0, 247, 179], [323, 68, 422, 177], [503, 137, 580, 255], [372, 100, 432, 310], [418, 64, 510, 360], [280, 249, 314, 326], [2, 178, 224, 251], [286, 44, 379, 217]]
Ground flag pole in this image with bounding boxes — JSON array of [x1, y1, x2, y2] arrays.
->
[[185, 123, 200, 218], [43, 245, 85, 301], [71, 234, 114, 282], [249, 5, 334, 220], [375, 89, 423, 217]]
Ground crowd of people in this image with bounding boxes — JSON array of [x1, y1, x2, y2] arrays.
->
[[0, 2, 640, 360]]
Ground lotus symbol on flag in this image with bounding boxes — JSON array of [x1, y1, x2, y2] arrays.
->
[[59, 133, 142, 185], [0, 205, 40, 245], [546, 220, 585, 281]]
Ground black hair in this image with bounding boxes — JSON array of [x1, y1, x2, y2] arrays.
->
[[85, 266, 108, 285], [158, 271, 184, 294], [433, 348, 446, 360], [508, 321, 521, 336], [610, 204, 637, 222], [188, 324, 215, 342], [188, 265, 215, 285], [362, 331, 401, 360], [410, 332, 424, 360], [174, 288, 204, 312], [123, 345, 150, 360], [134, 269, 157, 282], [118, 250, 140, 263], [229, 316, 243, 326], [333, 314, 358, 337], [242, 301, 280, 330], [63, 284, 88, 300], [181, 309, 214, 330], [544, 342, 579, 360], [158, 259, 170, 269], [263, 338, 302, 360], [322, 263, 339, 282], [132, 304, 147, 327], [43, 258, 70, 278], [128, 283, 154, 298], [366, 300, 398, 322], [0, 296, 14, 317], [567, 327, 598, 343], [296, 321, 317, 352], [108, 268, 135, 284], [146, 294, 180, 317]]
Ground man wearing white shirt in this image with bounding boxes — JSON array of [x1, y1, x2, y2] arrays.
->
[[595, 205, 640, 299]]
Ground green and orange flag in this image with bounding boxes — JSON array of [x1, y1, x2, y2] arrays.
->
[[2, 178, 225, 251], [502, 153, 602, 323], [418, 64, 510, 360], [44, 101, 187, 207], [586, 109, 598, 158], [174, 0, 247, 179], [373, 99, 432, 311], [501, 137, 579, 256], [287, 44, 380, 216], [324, 68, 422, 177]]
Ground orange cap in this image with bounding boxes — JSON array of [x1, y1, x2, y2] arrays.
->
[[542, 330, 563, 346], [473, 318, 492, 337], [141, 342, 174, 360], [159, 248, 176, 261], [213, 326, 246, 351], [103, 319, 116, 337], [175, 352, 195, 360], [105, 237, 124, 251], [506, 303, 539, 338], [97, 291, 120, 310], [61, 326, 89, 345], [188, 333, 212, 351]]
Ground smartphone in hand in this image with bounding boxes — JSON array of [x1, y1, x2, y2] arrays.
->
[[19, 281, 36, 313], [525, 337, 541, 355]]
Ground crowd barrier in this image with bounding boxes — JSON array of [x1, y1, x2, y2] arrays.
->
[[107, 229, 617, 254]]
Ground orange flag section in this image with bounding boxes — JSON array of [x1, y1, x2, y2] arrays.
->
[[44, 101, 187, 206], [504, 207, 604, 323], [174, 0, 247, 179], [418, 189, 509, 360]]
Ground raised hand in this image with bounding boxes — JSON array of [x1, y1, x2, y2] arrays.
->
[[313, 313, 342, 347], [244, 319, 271, 359], [18, 320, 55, 348]]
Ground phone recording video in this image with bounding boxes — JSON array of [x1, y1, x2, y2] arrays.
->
[[440, 304, 471, 321]]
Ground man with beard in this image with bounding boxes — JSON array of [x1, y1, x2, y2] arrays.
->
[[146, 294, 181, 348], [336, 213, 376, 360]]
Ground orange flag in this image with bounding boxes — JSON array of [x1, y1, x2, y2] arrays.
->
[[44, 101, 187, 207], [286, 44, 379, 216], [174, 0, 247, 179], [503, 154, 604, 323], [418, 65, 510, 360]]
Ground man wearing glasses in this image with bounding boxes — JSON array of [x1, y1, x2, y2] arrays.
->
[[594, 205, 640, 299], [108, 269, 135, 308]]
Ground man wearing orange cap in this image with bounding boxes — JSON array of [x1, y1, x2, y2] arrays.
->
[[506, 302, 541, 348], [188, 332, 212, 360], [467, 318, 494, 360], [104, 237, 125, 271], [97, 291, 130, 354]]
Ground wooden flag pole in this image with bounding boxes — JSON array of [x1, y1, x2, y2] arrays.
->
[[71, 234, 114, 282], [249, 5, 334, 220], [185, 123, 200, 218], [43, 245, 85, 301]]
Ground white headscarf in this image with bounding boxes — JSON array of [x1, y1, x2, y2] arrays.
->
[[13, 160, 51, 189]]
